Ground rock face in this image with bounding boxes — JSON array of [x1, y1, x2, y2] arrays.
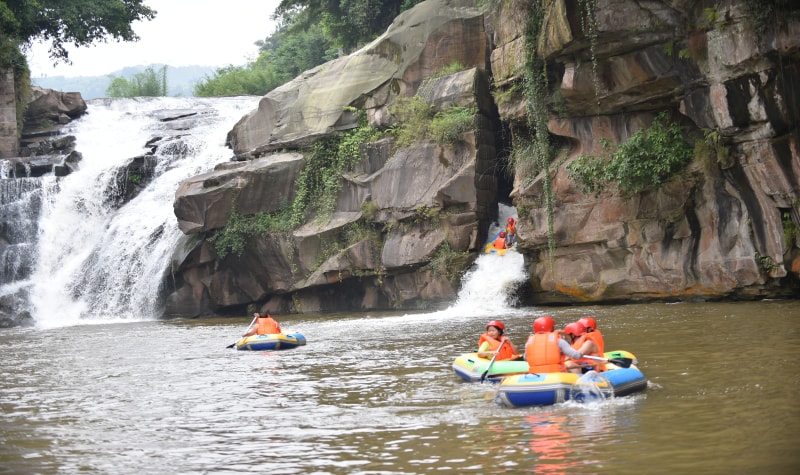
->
[[168, 0, 799, 316], [490, 0, 799, 302], [168, 0, 492, 316]]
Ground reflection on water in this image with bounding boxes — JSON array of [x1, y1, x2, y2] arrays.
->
[[1, 301, 799, 474]]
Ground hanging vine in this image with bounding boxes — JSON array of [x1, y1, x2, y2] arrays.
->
[[521, 0, 556, 266], [517, 0, 600, 268], [577, 0, 601, 101]]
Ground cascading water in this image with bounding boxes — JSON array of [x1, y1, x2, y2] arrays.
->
[[438, 203, 528, 317], [8, 96, 260, 328]]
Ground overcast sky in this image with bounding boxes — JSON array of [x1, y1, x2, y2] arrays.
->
[[27, 0, 281, 78]]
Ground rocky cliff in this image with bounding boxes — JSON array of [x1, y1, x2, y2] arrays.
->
[[168, 0, 799, 317]]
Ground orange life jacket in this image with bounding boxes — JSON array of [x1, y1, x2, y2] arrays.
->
[[570, 332, 605, 371], [525, 331, 566, 373], [506, 221, 516, 235], [478, 334, 516, 360], [493, 236, 507, 249], [255, 316, 281, 335]]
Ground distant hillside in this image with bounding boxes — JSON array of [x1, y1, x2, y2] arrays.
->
[[32, 64, 217, 100]]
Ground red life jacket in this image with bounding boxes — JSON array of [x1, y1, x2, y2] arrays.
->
[[525, 332, 566, 373], [478, 334, 516, 360]]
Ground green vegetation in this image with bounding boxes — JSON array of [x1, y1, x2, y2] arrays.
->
[[106, 66, 168, 97], [274, 0, 423, 52], [194, 20, 336, 97], [291, 112, 383, 226], [423, 241, 472, 285], [755, 251, 779, 273], [2, 0, 154, 64], [566, 113, 694, 196], [431, 61, 467, 79], [208, 207, 295, 259], [208, 109, 384, 258], [196, 1, 424, 97], [2, 0, 154, 129], [521, 0, 556, 262], [389, 96, 476, 148]]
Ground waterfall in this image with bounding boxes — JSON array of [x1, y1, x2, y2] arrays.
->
[[3, 96, 260, 328], [0, 178, 42, 284], [447, 203, 527, 315]]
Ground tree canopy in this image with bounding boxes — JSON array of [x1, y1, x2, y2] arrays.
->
[[0, 0, 156, 65], [196, 0, 424, 97], [274, 0, 421, 52]]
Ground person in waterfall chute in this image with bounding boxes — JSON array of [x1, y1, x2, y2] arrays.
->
[[493, 231, 508, 250], [524, 316, 583, 374], [563, 321, 606, 373], [243, 312, 282, 336], [477, 320, 520, 360], [504, 217, 517, 246]]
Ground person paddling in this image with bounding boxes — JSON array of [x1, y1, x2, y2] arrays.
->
[[563, 321, 605, 373], [243, 312, 282, 336], [477, 320, 520, 360]]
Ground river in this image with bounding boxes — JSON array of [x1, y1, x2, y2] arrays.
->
[[1, 298, 798, 474]]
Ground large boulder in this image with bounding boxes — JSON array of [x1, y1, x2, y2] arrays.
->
[[167, 0, 494, 316]]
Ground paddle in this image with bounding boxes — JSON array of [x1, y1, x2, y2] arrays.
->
[[583, 354, 634, 368], [226, 313, 259, 348], [480, 339, 507, 383]]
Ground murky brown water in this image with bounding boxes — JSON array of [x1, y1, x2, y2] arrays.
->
[[1, 300, 798, 474]]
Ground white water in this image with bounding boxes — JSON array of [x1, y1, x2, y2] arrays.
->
[[29, 97, 261, 328]]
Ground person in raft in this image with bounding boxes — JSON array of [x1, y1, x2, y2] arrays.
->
[[563, 321, 605, 373], [504, 217, 517, 246], [524, 315, 583, 374], [493, 231, 508, 250], [242, 312, 282, 337], [477, 320, 520, 360], [579, 316, 605, 355]]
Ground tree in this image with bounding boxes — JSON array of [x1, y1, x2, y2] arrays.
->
[[194, 19, 335, 97], [1, 0, 156, 65], [273, 0, 422, 52], [106, 65, 168, 97]]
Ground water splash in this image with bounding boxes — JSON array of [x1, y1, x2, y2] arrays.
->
[[447, 203, 526, 316], [569, 370, 614, 404]]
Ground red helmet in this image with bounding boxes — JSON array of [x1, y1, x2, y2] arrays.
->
[[579, 317, 597, 331], [486, 320, 505, 331], [499, 231, 506, 237], [533, 316, 555, 333], [507, 217, 515, 223], [563, 321, 587, 337]]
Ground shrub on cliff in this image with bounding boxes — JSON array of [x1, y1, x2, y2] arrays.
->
[[567, 113, 694, 196]]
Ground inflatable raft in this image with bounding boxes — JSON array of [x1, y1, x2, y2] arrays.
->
[[494, 357, 647, 407], [484, 232, 517, 255], [453, 350, 636, 383], [235, 333, 307, 351]]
